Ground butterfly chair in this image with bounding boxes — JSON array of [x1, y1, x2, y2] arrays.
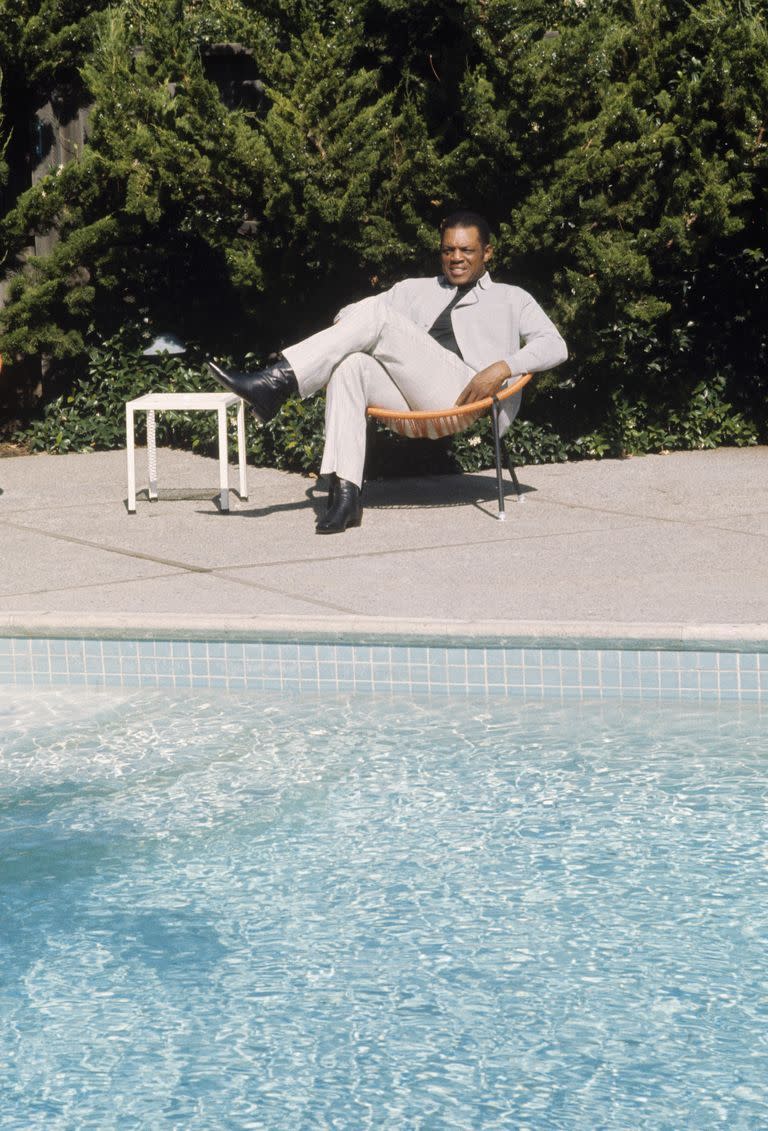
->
[[366, 371, 534, 520]]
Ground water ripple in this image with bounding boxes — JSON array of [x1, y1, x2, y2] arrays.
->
[[1, 689, 767, 1128]]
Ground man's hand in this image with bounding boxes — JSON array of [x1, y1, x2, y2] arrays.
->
[[455, 360, 512, 406]]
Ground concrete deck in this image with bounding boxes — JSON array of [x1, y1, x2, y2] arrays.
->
[[0, 445, 766, 644]]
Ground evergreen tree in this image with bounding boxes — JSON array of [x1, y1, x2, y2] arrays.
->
[[1, 0, 765, 450], [0, 1, 267, 361], [251, 10, 446, 344], [453, 0, 768, 432]]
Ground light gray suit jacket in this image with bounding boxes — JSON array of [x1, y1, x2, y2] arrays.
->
[[337, 272, 567, 432]]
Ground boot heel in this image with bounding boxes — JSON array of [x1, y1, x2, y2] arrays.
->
[[315, 478, 363, 534]]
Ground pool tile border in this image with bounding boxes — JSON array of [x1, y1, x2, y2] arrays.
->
[[0, 636, 766, 701]]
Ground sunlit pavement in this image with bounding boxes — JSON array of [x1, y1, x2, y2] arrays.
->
[[1, 445, 766, 645]]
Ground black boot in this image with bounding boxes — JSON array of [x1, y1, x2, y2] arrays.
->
[[316, 478, 362, 534], [325, 472, 340, 510], [206, 356, 298, 423]]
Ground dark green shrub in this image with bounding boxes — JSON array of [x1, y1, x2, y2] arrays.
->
[[261, 394, 327, 475], [17, 329, 211, 453], [3, 2, 766, 463], [14, 329, 757, 474], [451, 415, 570, 472], [571, 378, 758, 460]]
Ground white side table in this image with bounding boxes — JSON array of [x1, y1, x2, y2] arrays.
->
[[126, 392, 248, 513]]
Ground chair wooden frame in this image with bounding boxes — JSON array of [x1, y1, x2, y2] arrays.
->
[[366, 372, 534, 519]]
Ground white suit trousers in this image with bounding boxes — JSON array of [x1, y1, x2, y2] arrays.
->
[[282, 295, 475, 487]]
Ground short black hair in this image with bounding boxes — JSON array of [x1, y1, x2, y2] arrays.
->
[[439, 210, 493, 247]]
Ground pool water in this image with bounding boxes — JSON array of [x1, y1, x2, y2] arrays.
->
[[1, 688, 767, 1129]]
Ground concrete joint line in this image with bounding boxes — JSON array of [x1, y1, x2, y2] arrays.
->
[[1, 517, 211, 575]]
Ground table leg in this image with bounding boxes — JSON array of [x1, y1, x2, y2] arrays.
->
[[147, 409, 158, 500], [236, 398, 248, 500], [217, 404, 229, 511], [126, 405, 136, 513]]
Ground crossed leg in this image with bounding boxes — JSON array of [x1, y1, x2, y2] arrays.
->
[[319, 354, 408, 486], [282, 297, 476, 486]]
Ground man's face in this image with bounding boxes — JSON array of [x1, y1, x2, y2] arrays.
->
[[440, 225, 492, 287]]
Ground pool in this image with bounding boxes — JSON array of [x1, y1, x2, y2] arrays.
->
[[2, 684, 767, 1128]]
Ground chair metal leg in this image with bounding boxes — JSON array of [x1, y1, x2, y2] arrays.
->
[[126, 405, 137, 513], [506, 454, 523, 501], [491, 397, 506, 521]]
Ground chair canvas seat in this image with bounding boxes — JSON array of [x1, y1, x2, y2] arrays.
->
[[373, 407, 486, 440], [366, 371, 532, 434], [366, 372, 533, 518]]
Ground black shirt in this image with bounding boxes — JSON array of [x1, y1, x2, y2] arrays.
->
[[427, 285, 473, 358]]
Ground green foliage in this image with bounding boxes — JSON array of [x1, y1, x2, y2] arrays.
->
[[13, 324, 329, 473], [449, 414, 568, 472], [261, 393, 327, 473], [571, 377, 758, 459], [17, 328, 210, 453], [0, 49, 6, 189], [469, 0, 768, 435], [0, 0, 108, 91], [1, 1, 268, 360], [502, 419, 572, 467], [16, 327, 756, 471], [2, 0, 767, 466]]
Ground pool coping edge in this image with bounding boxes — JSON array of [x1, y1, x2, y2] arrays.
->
[[2, 613, 767, 652]]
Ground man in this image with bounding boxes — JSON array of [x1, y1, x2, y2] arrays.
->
[[208, 210, 567, 534]]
